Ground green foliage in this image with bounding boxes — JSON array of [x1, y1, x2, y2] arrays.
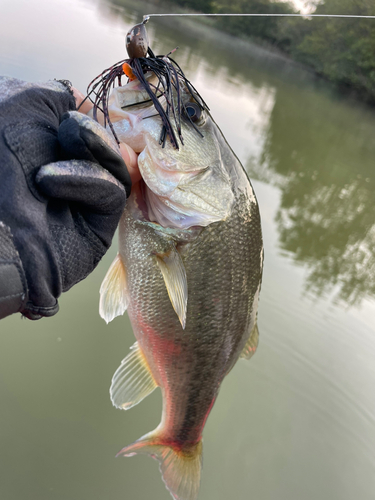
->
[[168, 0, 214, 13], [213, 0, 295, 45], [166, 0, 375, 102], [291, 1, 375, 101]]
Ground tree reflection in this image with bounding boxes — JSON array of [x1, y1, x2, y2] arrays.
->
[[102, 0, 375, 307], [248, 84, 375, 306]]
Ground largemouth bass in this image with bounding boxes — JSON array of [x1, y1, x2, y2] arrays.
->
[[98, 64, 263, 500]]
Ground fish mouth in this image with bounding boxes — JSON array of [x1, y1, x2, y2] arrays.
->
[[106, 68, 234, 231], [121, 98, 153, 110], [120, 92, 163, 111]]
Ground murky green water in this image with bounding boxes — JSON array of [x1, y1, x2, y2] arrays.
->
[[1, 0, 375, 499]]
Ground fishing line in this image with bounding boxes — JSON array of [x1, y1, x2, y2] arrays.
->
[[84, 12, 375, 147], [143, 13, 375, 22]]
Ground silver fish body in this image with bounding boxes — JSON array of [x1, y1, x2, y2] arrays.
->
[[100, 76, 263, 500]]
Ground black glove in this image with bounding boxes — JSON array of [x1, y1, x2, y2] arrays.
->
[[0, 77, 131, 320]]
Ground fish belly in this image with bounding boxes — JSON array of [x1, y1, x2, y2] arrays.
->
[[119, 161, 263, 447]]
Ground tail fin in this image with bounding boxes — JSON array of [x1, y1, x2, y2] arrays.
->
[[117, 431, 203, 500]]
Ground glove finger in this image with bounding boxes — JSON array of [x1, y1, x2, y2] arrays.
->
[[58, 111, 132, 196], [36, 160, 126, 248], [36, 159, 126, 213]]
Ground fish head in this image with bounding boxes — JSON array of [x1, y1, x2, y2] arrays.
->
[[108, 72, 235, 230]]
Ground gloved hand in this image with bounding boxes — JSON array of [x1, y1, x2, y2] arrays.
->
[[0, 76, 135, 320]]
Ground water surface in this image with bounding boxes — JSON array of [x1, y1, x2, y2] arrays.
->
[[1, 1, 375, 499]]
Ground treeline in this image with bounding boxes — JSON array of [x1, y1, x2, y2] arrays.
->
[[169, 0, 375, 103]]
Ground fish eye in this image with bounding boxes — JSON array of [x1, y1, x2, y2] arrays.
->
[[184, 102, 203, 123]]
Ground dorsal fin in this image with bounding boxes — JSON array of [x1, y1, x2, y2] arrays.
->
[[156, 247, 188, 329]]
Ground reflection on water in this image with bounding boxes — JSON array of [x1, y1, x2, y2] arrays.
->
[[110, 0, 375, 308], [248, 83, 375, 307]]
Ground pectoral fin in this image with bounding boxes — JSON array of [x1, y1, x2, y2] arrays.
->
[[99, 253, 129, 323], [110, 342, 158, 410], [156, 247, 188, 329], [240, 322, 259, 360]]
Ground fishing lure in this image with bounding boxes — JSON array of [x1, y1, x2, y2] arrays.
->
[[83, 20, 208, 149]]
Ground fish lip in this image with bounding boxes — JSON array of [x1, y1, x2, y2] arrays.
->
[[120, 90, 164, 110], [121, 98, 153, 109]]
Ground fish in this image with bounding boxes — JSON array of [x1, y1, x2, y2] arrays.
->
[[98, 67, 263, 500]]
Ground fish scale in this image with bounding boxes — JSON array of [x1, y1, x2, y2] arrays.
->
[[100, 82, 263, 500]]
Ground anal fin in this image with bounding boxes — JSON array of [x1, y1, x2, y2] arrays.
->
[[240, 322, 259, 360], [156, 247, 188, 329], [99, 253, 128, 324], [110, 342, 158, 410]]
